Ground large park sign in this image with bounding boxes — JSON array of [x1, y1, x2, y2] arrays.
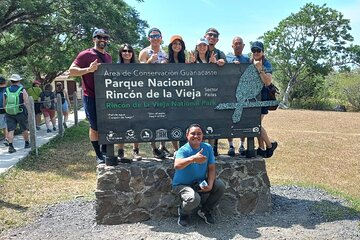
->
[[95, 63, 276, 144]]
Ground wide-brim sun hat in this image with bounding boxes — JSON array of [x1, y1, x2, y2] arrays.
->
[[9, 74, 22, 81]]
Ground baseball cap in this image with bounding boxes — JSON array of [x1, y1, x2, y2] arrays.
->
[[197, 38, 209, 45], [92, 29, 110, 38], [147, 27, 161, 36], [251, 41, 264, 51], [0, 75, 6, 84], [170, 35, 183, 44], [9, 74, 22, 81]]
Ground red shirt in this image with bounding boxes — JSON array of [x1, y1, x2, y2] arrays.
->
[[73, 48, 112, 97]]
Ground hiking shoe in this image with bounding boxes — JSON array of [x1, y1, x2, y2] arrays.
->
[[161, 147, 173, 157], [63, 123, 68, 129], [266, 141, 278, 158], [257, 148, 267, 157], [24, 142, 30, 149], [47, 129, 52, 133], [227, 146, 235, 157], [53, 127, 57, 131], [132, 148, 142, 161], [96, 156, 105, 165], [118, 149, 124, 159], [36, 126, 41, 130], [8, 146, 16, 153], [213, 145, 219, 156], [177, 206, 190, 227], [239, 145, 246, 156], [153, 148, 166, 159], [197, 209, 215, 224], [3, 138, 9, 146]]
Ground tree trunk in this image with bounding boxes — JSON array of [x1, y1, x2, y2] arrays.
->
[[282, 76, 297, 106]]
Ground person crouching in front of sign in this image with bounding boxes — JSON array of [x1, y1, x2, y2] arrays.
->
[[115, 43, 142, 162], [172, 123, 225, 227], [68, 28, 112, 165], [138, 27, 168, 159], [251, 41, 278, 158]]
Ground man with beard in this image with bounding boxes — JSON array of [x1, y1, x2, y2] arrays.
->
[[225, 36, 250, 157], [68, 28, 112, 164]]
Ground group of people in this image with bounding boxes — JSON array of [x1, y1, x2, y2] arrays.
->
[[68, 27, 279, 226], [0, 74, 71, 153]]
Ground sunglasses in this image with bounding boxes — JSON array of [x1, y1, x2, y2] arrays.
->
[[149, 34, 161, 39], [122, 50, 133, 53], [95, 35, 109, 40], [251, 48, 262, 53], [207, 33, 218, 38]]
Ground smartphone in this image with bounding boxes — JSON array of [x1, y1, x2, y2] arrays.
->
[[199, 180, 208, 188]]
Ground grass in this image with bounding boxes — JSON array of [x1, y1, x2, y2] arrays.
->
[[0, 109, 359, 234]]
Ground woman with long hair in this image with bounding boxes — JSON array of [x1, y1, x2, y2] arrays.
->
[[55, 82, 71, 128], [189, 38, 216, 64], [250, 41, 277, 158], [116, 43, 142, 162]]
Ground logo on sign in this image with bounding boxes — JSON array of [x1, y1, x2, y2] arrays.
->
[[106, 130, 122, 142], [155, 129, 168, 140], [140, 129, 153, 141], [206, 126, 214, 134], [125, 129, 136, 140], [252, 127, 260, 132], [170, 127, 183, 140]]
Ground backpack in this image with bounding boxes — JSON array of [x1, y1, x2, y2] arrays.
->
[[5, 87, 23, 115], [43, 94, 52, 109], [266, 83, 280, 111]]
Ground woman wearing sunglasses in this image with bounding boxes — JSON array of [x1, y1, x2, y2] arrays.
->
[[116, 43, 142, 162], [251, 41, 278, 158]]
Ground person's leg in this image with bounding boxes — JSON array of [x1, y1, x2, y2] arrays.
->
[[173, 185, 201, 215], [239, 137, 246, 156], [62, 101, 69, 128], [117, 143, 125, 159], [18, 112, 29, 148], [201, 179, 225, 213], [5, 114, 16, 153], [132, 142, 142, 160], [49, 110, 56, 130], [151, 141, 165, 159], [227, 138, 235, 156]]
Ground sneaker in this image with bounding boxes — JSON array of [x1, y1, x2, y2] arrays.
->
[[47, 129, 52, 133], [118, 149, 124, 159], [132, 148, 142, 161], [153, 148, 166, 159], [8, 145, 16, 153], [53, 127, 57, 131], [3, 138, 9, 146], [96, 155, 105, 165], [239, 145, 246, 156], [266, 141, 278, 158], [197, 209, 215, 224], [24, 142, 30, 149], [177, 206, 190, 227], [257, 148, 267, 157], [160, 147, 173, 157], [227, 146, 235, 157], [213, 145, 219, 156], [36, 126, 41, 130], [63, 123, 68, 129]]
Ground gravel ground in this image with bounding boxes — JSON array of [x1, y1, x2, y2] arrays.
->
[[2, 186, 360, 240]]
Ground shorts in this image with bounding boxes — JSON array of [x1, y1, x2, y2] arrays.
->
[[6, 112, 28, 132], [83, 96, 97, 131], [34, 102, 42, 115], [261, 86, 269, 115], [0, 113, 7, 129], [41, 108, 56, 118], [62, 100, 69, 113]]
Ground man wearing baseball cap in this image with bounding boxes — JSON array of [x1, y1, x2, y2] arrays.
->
[[68, 28, 112, 165], [3, 74, 30, 153]]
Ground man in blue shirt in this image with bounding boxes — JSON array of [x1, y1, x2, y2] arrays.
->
[[172, 123, 225, 227], [226, 36, 251, 157]]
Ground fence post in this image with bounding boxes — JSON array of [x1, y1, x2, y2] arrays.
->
[[56, 93, 64, 137], [28, 96, 38, 155], [73, 92, 78, 126]]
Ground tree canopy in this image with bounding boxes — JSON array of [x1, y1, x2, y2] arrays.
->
[[262, 3, 360, 105], [0, 0, 148, 84]]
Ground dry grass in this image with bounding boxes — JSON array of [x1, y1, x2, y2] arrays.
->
[[0, 109, 359, 233]]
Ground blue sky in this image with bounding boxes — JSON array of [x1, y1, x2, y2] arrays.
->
[[125, 0, 360, 54]]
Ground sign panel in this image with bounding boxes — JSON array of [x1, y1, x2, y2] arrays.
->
[[95, 63, 267, 144]]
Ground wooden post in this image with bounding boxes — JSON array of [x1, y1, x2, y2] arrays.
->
[[73, 92, 78, 126], [56, 93, 64, 137], [105, 144, 118, 166], [27, 96, 38, 155]]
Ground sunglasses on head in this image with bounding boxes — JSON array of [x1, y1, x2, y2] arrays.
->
[[122, 49, 132, 53], [95, 35, 109, 40], [251, 48, 262, 53], [149, 34, 161, 39], [207, 33, 218, 38]]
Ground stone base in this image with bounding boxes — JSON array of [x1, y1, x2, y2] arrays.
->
[[95, 156, 271, 224]]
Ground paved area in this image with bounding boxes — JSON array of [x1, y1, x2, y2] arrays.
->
[[0, 108, 86, 174]]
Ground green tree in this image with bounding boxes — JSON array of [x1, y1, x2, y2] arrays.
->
[[262, 3, 359, 106], [0, 0, 148, 84]]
